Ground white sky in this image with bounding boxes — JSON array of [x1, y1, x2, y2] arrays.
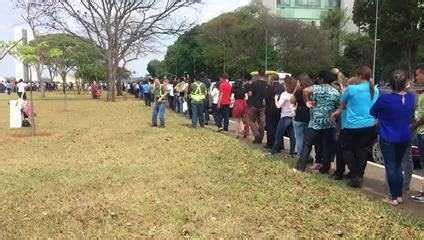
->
[[0, 0, 250, 77]]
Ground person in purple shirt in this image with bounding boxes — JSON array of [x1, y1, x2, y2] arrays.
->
[[370, 70, 416, 206]]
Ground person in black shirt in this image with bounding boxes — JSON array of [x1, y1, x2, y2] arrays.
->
[[291, 74, 313, 157], [200, 72, 212, 124], [265, 75, 283, 148], [246, 69, 268, 144]]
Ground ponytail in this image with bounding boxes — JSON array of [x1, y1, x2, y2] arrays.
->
[[358, 66, 374, 99]]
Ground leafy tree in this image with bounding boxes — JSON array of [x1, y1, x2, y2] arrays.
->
[[161, 4, 283, 80], [273, 21, 333, 76], [321, 8, 349, 58], [336, 33, 373, 77], [147, 59, 166, 77], [353, 0, 424, 77]]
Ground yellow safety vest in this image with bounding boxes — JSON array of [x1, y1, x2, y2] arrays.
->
[[191, 82, 205, 102]]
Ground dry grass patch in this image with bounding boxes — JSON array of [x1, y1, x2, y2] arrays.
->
[[0, 93, 422, 239]]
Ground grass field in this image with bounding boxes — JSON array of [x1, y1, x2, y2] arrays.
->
[[0, 92, 423, 239]]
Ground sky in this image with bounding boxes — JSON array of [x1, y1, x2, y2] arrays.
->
[[0, 0, 250, 77]]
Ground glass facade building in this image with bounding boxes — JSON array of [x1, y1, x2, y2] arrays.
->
[[275, 0, 341, 24]]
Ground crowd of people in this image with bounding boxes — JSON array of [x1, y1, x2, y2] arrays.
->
[[0, 79, 85, 94], [133, 66, 424, 206]]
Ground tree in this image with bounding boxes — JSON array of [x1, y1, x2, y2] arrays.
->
[[23, 33, 103, 107], [0, 40, 22, 61], [321, 8, 349, 58], [41, 0, 198, 101], [14, 44, 39, 134], [14, 0, 56, 97], [147, 60, 166, 77], [161, 4, 283, 79], [353, 0, 424, 77], [337, 33, 373, 77], [273, 21, 333, 76]]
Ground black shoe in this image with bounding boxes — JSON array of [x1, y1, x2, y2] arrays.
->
[[347, 178, 363, 188], [159, 124, 165, 128], [329, 173, 344, 181], [344, 172, 353, 179], [152, 123, 157, 127], [252, 139, 261, 144]]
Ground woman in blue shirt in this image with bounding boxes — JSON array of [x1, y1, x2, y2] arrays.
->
[[370, 70, 415, 206], [331, 66, 379, 188]]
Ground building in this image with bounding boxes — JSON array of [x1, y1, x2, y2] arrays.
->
[[258, 0, 357, 31]]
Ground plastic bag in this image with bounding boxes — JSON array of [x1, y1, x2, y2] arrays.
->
[[182, 101, 188, 113]]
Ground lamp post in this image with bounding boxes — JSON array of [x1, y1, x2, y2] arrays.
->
[[372, 0, 379, 83]]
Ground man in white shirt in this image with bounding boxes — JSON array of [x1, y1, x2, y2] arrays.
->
[[16, 79, 27, 99], [166, 79, 175, 110]]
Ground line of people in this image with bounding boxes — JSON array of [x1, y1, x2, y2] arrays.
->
[[144, 66, 424, 206]]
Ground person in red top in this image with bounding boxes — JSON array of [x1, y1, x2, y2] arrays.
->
[[217, 73, 232, 132]]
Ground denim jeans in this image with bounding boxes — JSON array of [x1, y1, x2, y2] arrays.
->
[[191, 102, 205, 127], [292, 120, 308, 156], [211, 104, 219, 127], [418, 134, 424, 168], [144, 93, 151, 106], [296, 128, 333, 173], [385, 143, 413, 196], [217, 105, 230, 131], [271, 117, 295, 154], [203, 99, 210, 123], [380, 140, 409, 200], [152, 102, 166, 126]]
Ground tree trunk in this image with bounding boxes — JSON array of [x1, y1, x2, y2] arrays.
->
[[409, 43, 417, 81], [106, 49, 116, 102], [116, 78, 123, 96], [61, 72, 68, 111], [29, 67, 36, 135], [76, 79, 81, 95], [35, 64, 45, 97]]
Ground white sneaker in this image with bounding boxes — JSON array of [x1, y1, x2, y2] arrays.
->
[[411, 193, 424, 202]]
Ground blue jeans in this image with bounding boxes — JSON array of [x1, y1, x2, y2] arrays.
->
[[271, 117, 295, 154], [217, 105, 230, 131], [204, 100, 210, 123], [152, 102, 166, 126], [293, 120, 308, 156], [380, 140, 409, 200], [385, 143, 413, 196], [418, 134, 424, 168], [191, 102, 205, 127]]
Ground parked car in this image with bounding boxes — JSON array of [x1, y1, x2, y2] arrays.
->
[[372, 136, 422, 170]]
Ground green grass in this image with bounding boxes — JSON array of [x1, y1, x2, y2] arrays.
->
[[0, 92, 423, 239]]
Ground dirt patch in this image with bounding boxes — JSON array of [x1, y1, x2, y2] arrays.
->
[[9, 131, 52, 138]]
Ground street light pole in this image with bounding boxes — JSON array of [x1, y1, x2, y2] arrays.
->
[[372, 0, 379, 83], [265, 28, 268, 72]]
